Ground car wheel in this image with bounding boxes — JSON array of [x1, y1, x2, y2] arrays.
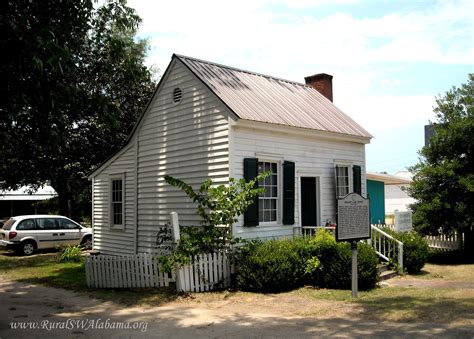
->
[[81, 236, 92, 250], [20, 241, 36, 256]]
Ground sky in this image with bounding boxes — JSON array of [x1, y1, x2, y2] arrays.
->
[[127, 0, 473, 174]]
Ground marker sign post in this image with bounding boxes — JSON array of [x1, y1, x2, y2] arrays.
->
[[336, 193, 371, 298]]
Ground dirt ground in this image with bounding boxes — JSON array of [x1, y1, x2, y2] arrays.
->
[[1, 279, 473, 338]]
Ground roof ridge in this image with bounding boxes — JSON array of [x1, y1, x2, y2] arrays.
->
[[173, 53, 308, 88]]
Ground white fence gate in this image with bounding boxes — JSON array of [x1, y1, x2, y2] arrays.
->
[[85, 253, 173, 288], [176, 252, 231, 292]]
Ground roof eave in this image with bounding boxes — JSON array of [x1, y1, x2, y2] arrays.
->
[[234, 119, 372, 144]]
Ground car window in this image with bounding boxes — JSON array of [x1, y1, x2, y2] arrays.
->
[[36, 218, 58, 230], [16, 219, 36, 231], [1, 219, 16, 230], [58, 218, 80, 230]]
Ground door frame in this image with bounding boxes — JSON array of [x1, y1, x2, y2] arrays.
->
[[297, 170, 322, 227]]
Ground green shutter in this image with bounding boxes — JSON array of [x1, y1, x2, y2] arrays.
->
[[283, 161, 295, 225], [244, 158, 259, 226], [353, 165, 362, 195]]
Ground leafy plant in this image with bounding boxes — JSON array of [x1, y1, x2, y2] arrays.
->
[[235, 230, 379, 292], [58, 245, 83, 263], [381, 228, 429, 274], [235, 237, 312, 292], [159, 172, 270, 272]]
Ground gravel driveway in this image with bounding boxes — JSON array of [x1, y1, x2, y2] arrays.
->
[[1, 280, 473, 338]]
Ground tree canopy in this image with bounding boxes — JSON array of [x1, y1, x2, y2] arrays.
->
[[0, 0, 156, 219], [408, 74, 473, 240]]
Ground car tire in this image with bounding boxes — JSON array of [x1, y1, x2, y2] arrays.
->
[[20, 240, 36, 256], [81, 236, 92, 250]]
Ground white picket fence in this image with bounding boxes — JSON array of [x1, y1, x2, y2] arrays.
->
[[426, 233, 463, 251], [176, 252, 231, 292], [85, 253, 173, 288]]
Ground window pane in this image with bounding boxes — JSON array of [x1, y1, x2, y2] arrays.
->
[[264, 211, 271, 222], [272, 187, 277, 197], [259, 210, 264, 222], [265, 187, 271, 197], [264, 199, 270, 210], [271, 163, 277, 173], [271, 174, 277, 185], [271, 211, 276, 221], [264, 176, 271, 185]]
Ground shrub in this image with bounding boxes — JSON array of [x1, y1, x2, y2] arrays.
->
[[396, 231, 429, 274], [58, 245, 83, 263], [235, 237, 312, 292], [235, 230, 379, 292], [306, 230, 378, 290]]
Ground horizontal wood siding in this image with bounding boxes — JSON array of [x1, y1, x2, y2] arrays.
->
[[93, 145, 136, 255], [136, 60, 229, 253], [232, 125, 366, 240]]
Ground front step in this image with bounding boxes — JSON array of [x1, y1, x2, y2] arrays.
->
[[377, 263, 398, 281]]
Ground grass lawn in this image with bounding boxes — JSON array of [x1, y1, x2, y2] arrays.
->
[[1, 249, 473, 324], [0, 250, 177, 306]]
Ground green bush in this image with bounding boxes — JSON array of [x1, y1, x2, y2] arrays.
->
[[58, 245, 83, 263], [306, 230, 378, 290], [235, 230, 379, 292], [382, 228, 429, 274], [235, 237, 312, 292], [396, 231, 429, 274]]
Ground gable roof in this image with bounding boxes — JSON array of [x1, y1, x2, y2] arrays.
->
[[175, 54, 372, 139]]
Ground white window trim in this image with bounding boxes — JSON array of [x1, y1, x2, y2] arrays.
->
[[334, 162, 353, 199], [109, 173, 125, 230], [257, 159, 282, 226]]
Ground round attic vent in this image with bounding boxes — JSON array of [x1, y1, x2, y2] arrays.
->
[[172, 87, 183, 103]]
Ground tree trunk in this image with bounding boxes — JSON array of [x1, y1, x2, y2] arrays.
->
[[51, 180, 70, 217]]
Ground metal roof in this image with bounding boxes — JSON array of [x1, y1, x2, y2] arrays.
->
[[367, 172, 412, 185], [176, 54, 372, 139], [0, 185, 57, 201]]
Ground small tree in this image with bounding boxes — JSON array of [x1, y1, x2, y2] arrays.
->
[[158, 174, 269, 272], [408, 74, 473, 251]]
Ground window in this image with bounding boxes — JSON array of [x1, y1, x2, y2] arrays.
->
[[36, 218, 58, 230], [110, 177, 124, 227], [258, 162, 278, 222], [58, 218, 81, 230], [16, 219, 36, 231], [336, 165, 350, 198]]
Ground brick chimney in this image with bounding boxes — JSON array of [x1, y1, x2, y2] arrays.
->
[[305, 73, 333, 102]]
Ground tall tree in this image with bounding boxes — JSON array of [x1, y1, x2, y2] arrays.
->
[[0, 0, 155, 219], [408, 74, 473, 250]]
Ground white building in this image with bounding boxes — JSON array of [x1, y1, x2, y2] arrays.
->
[[88, 54, 372, 255]]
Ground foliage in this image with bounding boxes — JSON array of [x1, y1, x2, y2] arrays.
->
[[164, 173, 269, 229], [0, 0, 156, 219], [306, 230, 379, 290], [407, 74, 473, 243], [58, 245, 83, 263], [235, 237, 313, 292], [159, 173, 270, 272], [382, 228, 429, 274], [235, 230, 378, 292]]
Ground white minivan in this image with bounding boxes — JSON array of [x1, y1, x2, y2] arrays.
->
[[0, 215, 92, 255]]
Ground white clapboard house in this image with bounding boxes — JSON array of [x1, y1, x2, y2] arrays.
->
[[88, 54, 372, 255]]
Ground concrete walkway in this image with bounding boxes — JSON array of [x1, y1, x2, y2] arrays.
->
[[0, 280, 473, 338]]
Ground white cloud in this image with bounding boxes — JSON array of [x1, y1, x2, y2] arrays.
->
[[127, 0, 471, 165]]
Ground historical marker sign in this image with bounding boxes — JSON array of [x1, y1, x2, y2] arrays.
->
[[336, 192, 370, 242]]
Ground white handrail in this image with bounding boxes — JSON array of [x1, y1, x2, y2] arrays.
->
[[370, 225, 403, 274]]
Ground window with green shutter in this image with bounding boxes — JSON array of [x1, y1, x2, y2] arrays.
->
[[243, 158, 259, 226], [282, 161, 295, 225]]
